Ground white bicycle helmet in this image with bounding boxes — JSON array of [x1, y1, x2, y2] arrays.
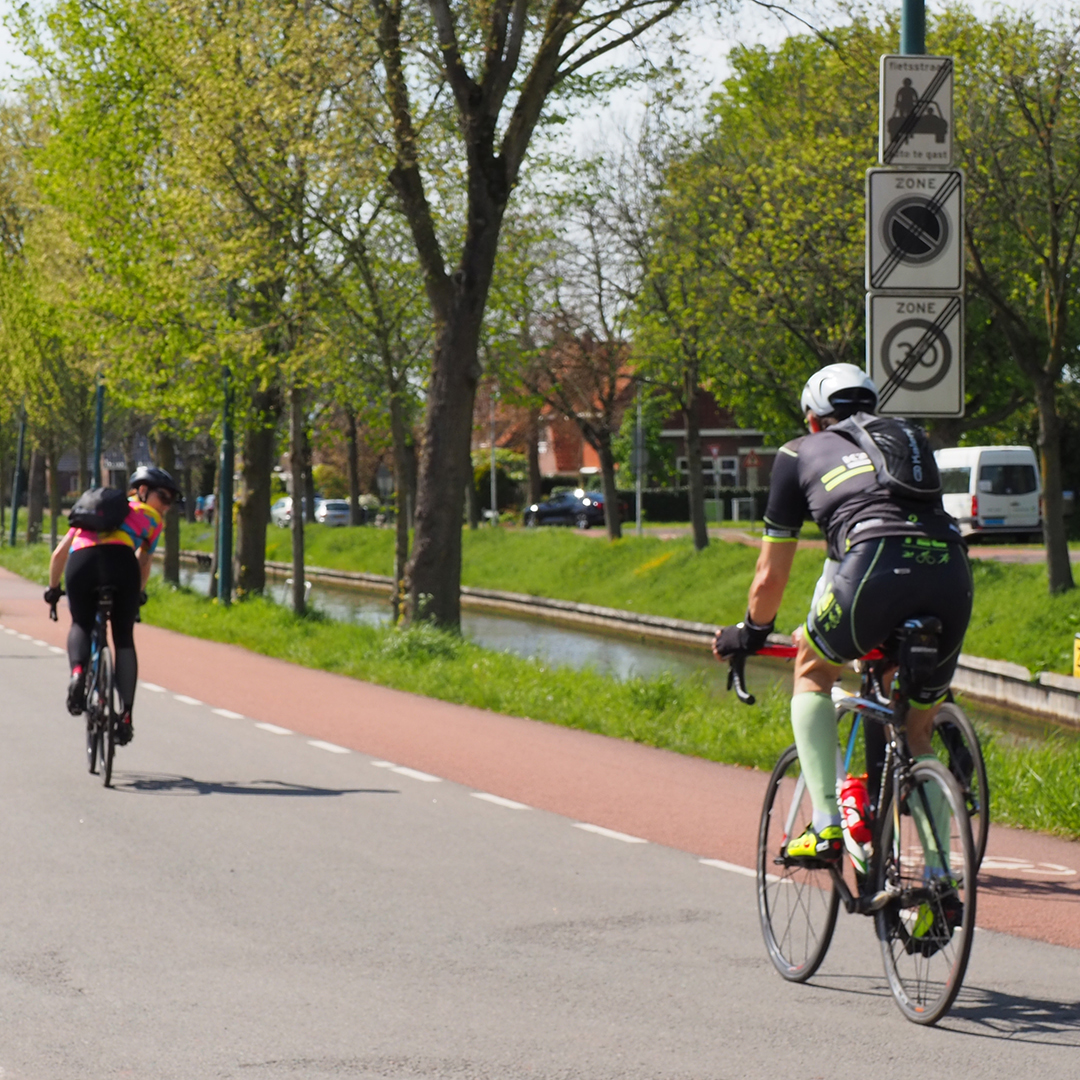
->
[[800, 363, 878, 418]]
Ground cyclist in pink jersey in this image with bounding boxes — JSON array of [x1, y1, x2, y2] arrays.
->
[[44, 466, 181, 744]]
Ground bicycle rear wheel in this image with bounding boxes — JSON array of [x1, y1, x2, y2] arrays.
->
[[933, 703, 989, 870], [99, 647, 116, 788], [875, 758, 976, 1025], [85, 659, 103, 774], [757, 744, 840, 982]]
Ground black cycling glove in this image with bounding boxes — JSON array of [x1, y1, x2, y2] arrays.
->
[[712, 612, 775, 658], [139, 590, 148, 607], [43, 585, 65, 606]]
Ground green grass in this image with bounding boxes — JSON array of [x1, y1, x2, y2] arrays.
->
[[181, 521, 1080, 675], [4, 539, 1080, 839]]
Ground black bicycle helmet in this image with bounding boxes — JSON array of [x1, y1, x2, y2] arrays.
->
[[129, 465, 182, 498]]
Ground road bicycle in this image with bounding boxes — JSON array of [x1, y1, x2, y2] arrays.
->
[[727, 618, 980, 1025], [52, 586, 119, 786]]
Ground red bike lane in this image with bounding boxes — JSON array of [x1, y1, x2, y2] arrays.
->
[[2, 567, 1077, 949]]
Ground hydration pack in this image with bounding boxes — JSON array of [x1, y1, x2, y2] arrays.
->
[[833, 412, 941, 502], [69, 487, 130, 532]]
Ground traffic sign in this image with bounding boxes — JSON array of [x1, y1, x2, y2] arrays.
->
[[744, 450, 760, 468], [879, 55, 953, 166], [867, 293, 964, 417], [866, 168, 963, 291]]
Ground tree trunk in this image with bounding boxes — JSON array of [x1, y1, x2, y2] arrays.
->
[[684, 379, 709, 551], [526, 408, 543, 506], [406, 322, 482, 628], [346, 411, 362, 526], [465, 468, 479, 530], [289, 385, 307, 615], [157, 433, 181, 585], [122, 430, 138, 489], [77, 419, 90, 493], [389, 393, 412, 621], [46, 439, 61, 550], [236, 390, 279, 597], [183, 462, 196, 523], [597, 438, 622, 541], [1034, 374, 1074, 593], [301, 426, 315, 524], [26, 446, 45, 544]]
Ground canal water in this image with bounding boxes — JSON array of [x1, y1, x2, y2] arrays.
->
[[158, 564, 1069, 744]]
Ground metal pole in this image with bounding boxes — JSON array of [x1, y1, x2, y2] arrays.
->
[[635, 385, 643, 538], [900, 0, 925, 54], [217, 368, 234, 605], [489, 389, 498, 527], [92, 376, 104, 487], [8, 407, 26, 547]]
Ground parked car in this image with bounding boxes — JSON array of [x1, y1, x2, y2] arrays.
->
[[270, 497, 293, 527], [934, 445, 1042, 540], [315, 499, 351, 527], [524, 488, 607, 529]]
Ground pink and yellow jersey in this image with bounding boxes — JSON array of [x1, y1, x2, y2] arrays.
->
[[70, 498, 163, 555]]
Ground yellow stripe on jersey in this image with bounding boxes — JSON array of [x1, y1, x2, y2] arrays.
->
[[822, 464, 876, 492]]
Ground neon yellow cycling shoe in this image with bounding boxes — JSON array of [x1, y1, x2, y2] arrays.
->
[[786, 824, 843, 864]]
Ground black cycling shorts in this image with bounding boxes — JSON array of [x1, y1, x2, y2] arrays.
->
[[66, 543, 141, 650], [804, 536, 973, 706]]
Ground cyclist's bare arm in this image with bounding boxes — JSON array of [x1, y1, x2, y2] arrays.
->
[[137, 544, 154, 590], [747, 538, 798, 626], [49, 531, 74, 589]]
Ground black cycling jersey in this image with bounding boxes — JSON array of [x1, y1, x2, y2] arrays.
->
[[763, 426, 962, 560]]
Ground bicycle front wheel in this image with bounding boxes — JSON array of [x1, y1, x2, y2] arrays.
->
[[933, 702, 989, 870], [875, 758, 976, 1025], [757, 744, 840, 982]]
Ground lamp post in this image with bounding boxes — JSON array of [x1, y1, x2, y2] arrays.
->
[[217, 367, 234, 605], [92, 374, 104, 488], [489, 389, 498, 526]]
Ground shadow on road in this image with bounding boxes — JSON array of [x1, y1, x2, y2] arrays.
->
[[112, 772, 399, 798], [979, 873, 1080, 902], [943, 984, 1080, 1045]]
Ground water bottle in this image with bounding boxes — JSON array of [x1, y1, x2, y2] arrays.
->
[[840, 775, 873, 844]]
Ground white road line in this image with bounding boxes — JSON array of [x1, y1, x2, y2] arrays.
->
[[2, 627, 14, 634], [370, 760, 397, 768], [212, 708, 245, 720], [17, 634, 31, 641], [173, 695, 203, 706], [308, 739, 350, 754], [700, 858, 756, 879], [140, 682, 167, 693], [49, 646, 65, 655], [471, 792, 529, 810], [572, 823, 647, 844], [389, 766, 441, 783], [32, 639, 48, 647], [255, 722, 293, 735]]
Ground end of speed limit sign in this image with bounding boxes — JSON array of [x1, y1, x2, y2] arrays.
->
[[867, 293, 964, 417]]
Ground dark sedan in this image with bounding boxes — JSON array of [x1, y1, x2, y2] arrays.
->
[[524, 488, 607, 529]]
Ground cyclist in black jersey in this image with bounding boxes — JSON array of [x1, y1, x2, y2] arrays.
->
[[713, 364, 972, 864]]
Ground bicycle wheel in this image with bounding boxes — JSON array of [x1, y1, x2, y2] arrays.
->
[[933, 703, 989, 870], [99, 646, 116, 788], [875, 758, 976, 1025], [757, 744, 840, 982], [85, 660, 103, 774]]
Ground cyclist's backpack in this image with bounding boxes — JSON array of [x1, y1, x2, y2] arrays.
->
[[69, 487, 130, 532], [833, 412, 941, 502]]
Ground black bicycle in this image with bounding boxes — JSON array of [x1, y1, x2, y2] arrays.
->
[[52, 586, 119, 786], [728, 617, 978, 1025]]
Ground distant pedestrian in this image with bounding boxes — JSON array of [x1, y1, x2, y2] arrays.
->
[[195, 494, 205, 522], [204, 492, 216, 525]]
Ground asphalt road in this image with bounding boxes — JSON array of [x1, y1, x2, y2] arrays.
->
[[1, 625, 1079, 1078]]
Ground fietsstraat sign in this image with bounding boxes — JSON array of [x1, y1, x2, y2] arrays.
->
[[879, 55, 953, 166], [867, 293, 964, 417], [866, 168, 964, 291]]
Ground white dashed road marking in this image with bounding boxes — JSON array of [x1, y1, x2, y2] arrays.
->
[[255, 722, 293, 735], [212, 708, 245, 720], [173, 695, 203, 706], [49, 646, 65, 655], [572, 823, 647, 844], [700, 858, 756, 879], [17, 634, 31, 641], [308, 740, 350, 754], [471, 792, 529, 810], [32, 639, 47, 647], [370, 761, 442, 782], [141, 682, 167, 693]]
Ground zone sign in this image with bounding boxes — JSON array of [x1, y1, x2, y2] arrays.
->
[[866, 168, 964, 292]]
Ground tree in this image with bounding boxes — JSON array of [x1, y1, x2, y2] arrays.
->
[[338, 0, 691, 626]]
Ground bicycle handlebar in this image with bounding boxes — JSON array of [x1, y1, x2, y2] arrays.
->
[[48, 602, 59, 623]]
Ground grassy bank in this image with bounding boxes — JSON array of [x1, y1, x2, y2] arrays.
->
[[180, 521, 1080, 675], [4, 541, 1080, 839]]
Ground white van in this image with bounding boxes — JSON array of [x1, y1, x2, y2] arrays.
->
[[933, 445, 1042, 539]]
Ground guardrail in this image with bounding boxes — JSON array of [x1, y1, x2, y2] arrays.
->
[[174, 550, 1080, 727]]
